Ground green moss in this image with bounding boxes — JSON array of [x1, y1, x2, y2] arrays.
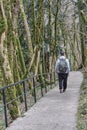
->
[[11, 34, 26, 79], [7, 101, 19, 119], [0, 3, 8, 35], [84, 49, 87, 66], [0, 15, 6, 35], [81, 11, 87, 24], [15, 37, 26, 75], [12, 51, 24, 102], [77, 72, 87, 130], [6, 68, 10, 71]]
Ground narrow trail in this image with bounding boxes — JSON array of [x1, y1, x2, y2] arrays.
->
[[6, 71, 83, 130]]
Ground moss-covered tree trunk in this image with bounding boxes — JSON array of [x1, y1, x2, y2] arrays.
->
[[48, 0, 53, 73], [50, 0, 60, 73], [80, 11, 87, 66], [54, 0, 60, 59], [34, 0, 46, 86], [78, 0, 87, 67], [0, 0, 20, 119], [31, 0, 36, 48], [19, 0, 33, 62]]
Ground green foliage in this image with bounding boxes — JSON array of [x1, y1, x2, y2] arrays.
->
[[0, 12, 6, 35], [8, 103, 19, 120], [0, 120, 5, 130], [77, 0, 85, 10], [18, 10, 30, 65], [80, 11, 87, 24], [77, 0, 87, 15], [77, 72, 87, 130], [19, 38, 30, 65]]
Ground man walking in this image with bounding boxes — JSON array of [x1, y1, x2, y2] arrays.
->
[[55, 51, 70, 93]]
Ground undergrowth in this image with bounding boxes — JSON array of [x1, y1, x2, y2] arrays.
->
[[77, 72, 87, 130]]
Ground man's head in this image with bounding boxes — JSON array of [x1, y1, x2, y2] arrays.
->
[[60, 51, 64, 56]]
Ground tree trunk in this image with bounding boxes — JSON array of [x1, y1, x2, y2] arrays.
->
[[0, 0, 20, 119], [19, 0, 33, 62]]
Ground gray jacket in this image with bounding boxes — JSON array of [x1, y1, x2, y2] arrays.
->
[[55, 56, 70, 73]]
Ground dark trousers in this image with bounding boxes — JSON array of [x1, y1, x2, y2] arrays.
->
[[58, 73, 68, 90]]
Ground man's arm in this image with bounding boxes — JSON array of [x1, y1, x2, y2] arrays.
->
[[55, 59, 59, 73]]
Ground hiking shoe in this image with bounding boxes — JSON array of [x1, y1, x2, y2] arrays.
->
[[60, 89, 62, 93], [63, 89, 66, 92]]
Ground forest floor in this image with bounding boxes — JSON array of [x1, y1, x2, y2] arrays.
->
[[6, 71, 83, 130]]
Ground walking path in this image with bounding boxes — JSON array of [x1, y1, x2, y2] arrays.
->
[[6, 71, 83, 130]]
